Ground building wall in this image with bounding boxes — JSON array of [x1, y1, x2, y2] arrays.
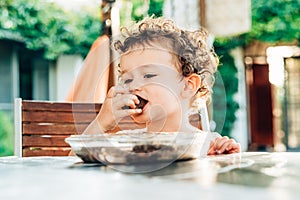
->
[[0, 40, 17, 110], [54, 55, 83, 101], [0, 40, 82, 107], [32, 58, 49, 100], [0, 41, 13, 103]]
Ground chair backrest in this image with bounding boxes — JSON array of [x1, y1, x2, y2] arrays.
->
[[14, 98, 202, 157], [14, 98, 103, 157]]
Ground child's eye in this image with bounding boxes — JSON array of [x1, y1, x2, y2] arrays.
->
[[124, 79, 133, 84], [144, 74, 157, 79]]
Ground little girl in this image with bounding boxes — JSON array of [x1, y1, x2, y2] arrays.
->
[[83, 17, 240, 155]]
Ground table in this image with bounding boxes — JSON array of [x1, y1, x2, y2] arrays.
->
[[0, 152, 300, 200]]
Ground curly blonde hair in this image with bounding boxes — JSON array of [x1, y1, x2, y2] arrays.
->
[[114, 17, 219, 99]]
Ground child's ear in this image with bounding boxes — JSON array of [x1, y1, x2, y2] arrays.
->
[[181, 74, 201, 98]]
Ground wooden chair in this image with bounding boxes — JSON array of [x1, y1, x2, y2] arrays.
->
[[14, 98, 102, 157], [14, 98, 202, 157]]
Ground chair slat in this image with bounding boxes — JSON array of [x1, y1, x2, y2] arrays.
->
[[23, 135, 70, 147], [22, 101, 101, 112], [22, 111, 98, 123], [22, 147, 71, 157], [23, 123, 89, 135]]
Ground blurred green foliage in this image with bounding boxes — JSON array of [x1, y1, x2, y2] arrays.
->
[[131, 0, 164, 22], [0, 0, 101, 60], [0, 111, 14, 156], [131, 0, 147, 21], [148, 0, 164, 17], [248, 0, 300, 44]]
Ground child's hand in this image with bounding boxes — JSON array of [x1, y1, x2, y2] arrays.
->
[[97, 86, 142, 132], [207, 136, 241, 155]]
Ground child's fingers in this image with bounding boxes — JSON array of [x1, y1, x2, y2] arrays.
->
[[220, 140, 241, 154], [120, 94, 139, 109], [215, 137, 239, 154], [207, 141, 216, 155], [220, 139, 236, 153], [107, 87, 140, 110], [107, 86, 120, 98], [131, 95, 140, 105], [208, 135, 241, 155], [117, 108, 142, 118], [111, 94, 138, 110], [214, 136, 229, 153], [107, 86, 128, 98], [227, 143, 241, 153]]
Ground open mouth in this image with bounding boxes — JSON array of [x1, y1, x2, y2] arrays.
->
[[135, 95, 148, 109], [121, 95, 148, 110]]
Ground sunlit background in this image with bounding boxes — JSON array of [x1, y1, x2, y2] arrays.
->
[[0, 0, 299, 156]]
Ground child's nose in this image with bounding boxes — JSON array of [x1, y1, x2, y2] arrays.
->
[[128, 79, 143, 92]]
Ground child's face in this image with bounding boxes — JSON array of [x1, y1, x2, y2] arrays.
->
[[119, 46, 188, 125]]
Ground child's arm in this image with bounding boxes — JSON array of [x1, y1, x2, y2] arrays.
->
[[207, 133, 241, 155], [83, 86, 142, 134]]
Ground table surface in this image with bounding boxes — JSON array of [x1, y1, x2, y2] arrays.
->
[[1, 152, 300, 200]]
